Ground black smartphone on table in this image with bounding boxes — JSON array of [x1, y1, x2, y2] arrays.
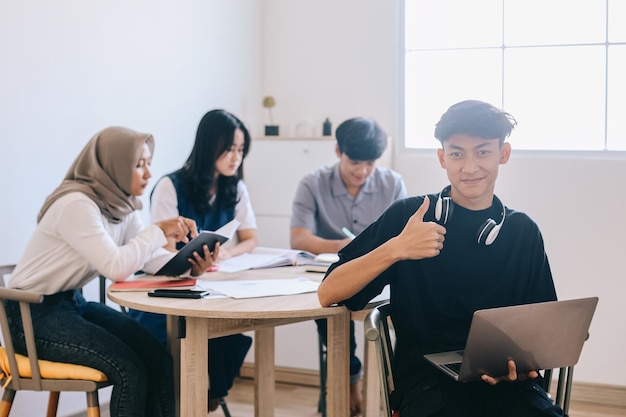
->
[[148, 289, 210, 299]]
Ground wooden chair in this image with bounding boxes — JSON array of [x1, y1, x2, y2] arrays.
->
[[363, 303, 396, 417], [543, 349, 586, 413], [364, 302, 578, 417], [0, 265, 112, 417]]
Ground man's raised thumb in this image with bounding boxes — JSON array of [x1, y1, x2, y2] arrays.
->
[[412, 196, 430, 222]]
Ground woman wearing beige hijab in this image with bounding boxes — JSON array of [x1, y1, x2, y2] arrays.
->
[[7, 127, 213, 417]]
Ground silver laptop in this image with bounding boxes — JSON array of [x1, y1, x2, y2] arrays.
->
[[423, 297, 598, 382]]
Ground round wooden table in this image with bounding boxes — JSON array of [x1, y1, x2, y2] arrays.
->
[[109, 266, 352, 417]]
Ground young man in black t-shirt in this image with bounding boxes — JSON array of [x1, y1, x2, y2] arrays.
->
[[318, 100, 564, 417]]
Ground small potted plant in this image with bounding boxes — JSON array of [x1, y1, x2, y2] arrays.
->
[[263, 96, 279, 136]]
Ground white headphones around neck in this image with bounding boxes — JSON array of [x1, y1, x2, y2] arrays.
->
[[434, 185, 506, 246]]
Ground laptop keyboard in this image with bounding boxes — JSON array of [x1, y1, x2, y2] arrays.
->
[[443, 362, 462, 374]]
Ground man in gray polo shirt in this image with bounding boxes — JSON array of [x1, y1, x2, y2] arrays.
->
[[290, 117, 407, 417]]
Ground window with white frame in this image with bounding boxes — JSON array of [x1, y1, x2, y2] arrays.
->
[[404, 0, 626, 151]]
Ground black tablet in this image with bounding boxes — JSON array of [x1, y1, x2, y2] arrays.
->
[[155, 231, 228, 276]]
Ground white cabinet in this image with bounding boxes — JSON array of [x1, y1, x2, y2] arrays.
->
[[244, 137, 337, 248], [242, 138, 338, 370]]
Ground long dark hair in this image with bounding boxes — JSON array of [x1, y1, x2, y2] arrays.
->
[[177, 109, 251, 214]]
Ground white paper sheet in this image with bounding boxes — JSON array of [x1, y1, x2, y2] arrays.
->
[[197, 277, 320, 299]]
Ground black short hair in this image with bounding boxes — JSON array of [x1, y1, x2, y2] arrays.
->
[[336, 117, 387, 161], [434, 100, 517, 144]]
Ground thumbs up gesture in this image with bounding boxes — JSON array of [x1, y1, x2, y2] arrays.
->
[[394, 196, 446, 261]]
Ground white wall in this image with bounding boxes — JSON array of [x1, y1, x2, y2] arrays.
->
[[261, 0, 398, 138], [0, 0, 264, 264], [0, 1, 262, 415]]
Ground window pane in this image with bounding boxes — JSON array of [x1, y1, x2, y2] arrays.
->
[[504, 46, 606, 150], [403, 0, 619, 152], [404, 49, 502, 149], [405, 0, 502, 50], [609, 0, 626, 42], [505, 0, 605, 46], [607, 45, 626, 150]]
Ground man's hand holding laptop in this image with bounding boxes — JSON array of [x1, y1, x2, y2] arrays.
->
[[481, 359, 539, 385]]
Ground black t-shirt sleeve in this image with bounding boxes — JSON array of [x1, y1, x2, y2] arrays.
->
[[323, 197, 425, 311]]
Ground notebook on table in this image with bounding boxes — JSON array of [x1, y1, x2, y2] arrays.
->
[[423, 297, 598, 382], [305, 253, 340, 273], [109, 277, 197, 292]]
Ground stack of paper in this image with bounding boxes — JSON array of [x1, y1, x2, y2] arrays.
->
[[305, 253, 339, 273], [305, 262, 332, 273], [314, 253, 339, 263]]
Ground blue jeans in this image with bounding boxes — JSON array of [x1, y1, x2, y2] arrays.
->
[[5, 290, 175, 417]]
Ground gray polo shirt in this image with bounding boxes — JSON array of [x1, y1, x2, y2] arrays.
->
[[290, 163, 407, 239]]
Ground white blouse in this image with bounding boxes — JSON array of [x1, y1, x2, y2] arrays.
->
[[9, 192, 173, 294], [150, 176, 257, 230]]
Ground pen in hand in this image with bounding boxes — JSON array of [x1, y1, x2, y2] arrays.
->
[[342, 227, 356, 239]]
